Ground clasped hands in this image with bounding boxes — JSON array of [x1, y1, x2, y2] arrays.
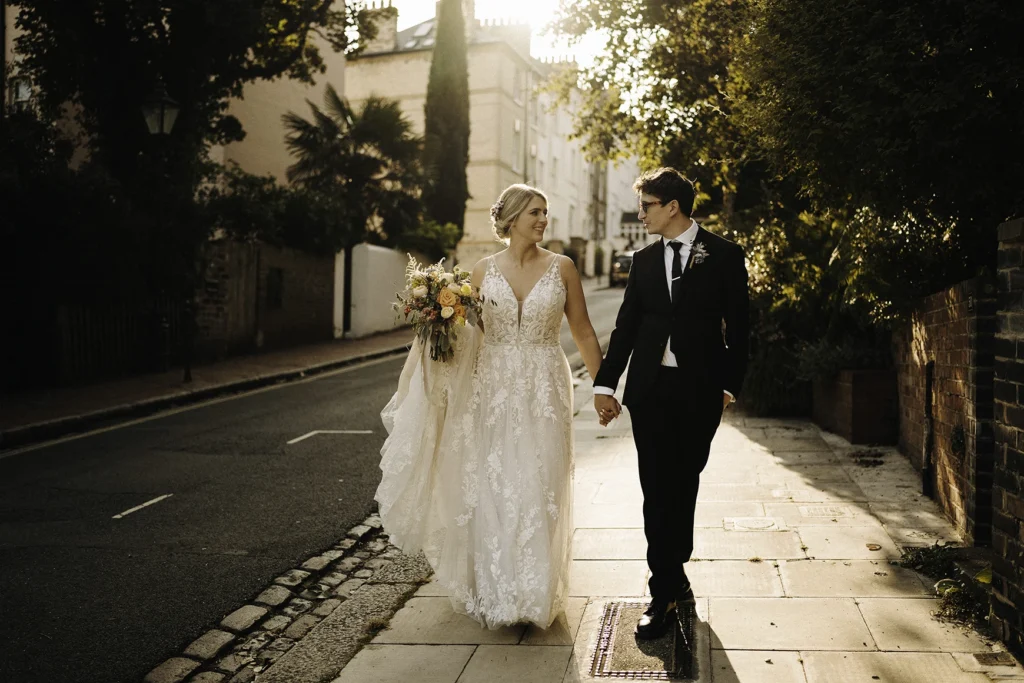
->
[[594, 392, 733, 427], [594, 394, 622, 426]]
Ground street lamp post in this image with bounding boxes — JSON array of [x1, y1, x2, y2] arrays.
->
[[140, 79, 194, 383]]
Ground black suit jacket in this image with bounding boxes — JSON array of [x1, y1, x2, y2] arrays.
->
[[594, 226, 750, 408]]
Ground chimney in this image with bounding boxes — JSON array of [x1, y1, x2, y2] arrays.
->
[[363, 0, 398, 55]]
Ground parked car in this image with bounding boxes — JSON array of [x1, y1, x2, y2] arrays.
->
[[610, 251, 634, 286]]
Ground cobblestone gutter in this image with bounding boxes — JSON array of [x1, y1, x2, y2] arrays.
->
[[143, 514, 432, 683]]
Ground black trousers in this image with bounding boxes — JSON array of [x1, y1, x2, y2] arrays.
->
[[629, 366, 724, 601]]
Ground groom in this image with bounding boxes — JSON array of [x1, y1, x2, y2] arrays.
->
[[594, 167, 749, 639]]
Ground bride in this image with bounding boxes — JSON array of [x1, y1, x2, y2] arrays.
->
[[376, 183, 615, 629]]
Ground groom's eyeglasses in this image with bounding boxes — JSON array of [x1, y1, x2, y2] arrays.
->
[[639, 200, 663, 213]]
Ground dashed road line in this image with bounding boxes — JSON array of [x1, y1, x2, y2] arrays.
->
[[112, 494, 173, 519], [287, 430, 374, 445]]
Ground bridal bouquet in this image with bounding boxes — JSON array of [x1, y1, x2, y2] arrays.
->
[[394, 255, 481, 362]]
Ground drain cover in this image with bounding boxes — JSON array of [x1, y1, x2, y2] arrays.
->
[[974, 652, 1018, 666], [589, 601, 697, 680]]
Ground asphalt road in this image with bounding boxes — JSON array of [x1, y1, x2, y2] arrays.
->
[[0, 284, 624, 683]]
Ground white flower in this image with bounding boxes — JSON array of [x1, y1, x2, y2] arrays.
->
[[412, 285, 429, 298], [441, 306, 455, 319], [447, 283, 462, 293], [692, 242, 709, 266], [442, 272, 455, 283]]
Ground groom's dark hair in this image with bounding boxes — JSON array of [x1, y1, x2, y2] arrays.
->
[[633, 167, 695, 217]]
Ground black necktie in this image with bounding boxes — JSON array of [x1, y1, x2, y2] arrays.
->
[[669, 241, 684, 305]]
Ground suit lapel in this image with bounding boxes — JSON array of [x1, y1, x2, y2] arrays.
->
[[681, 225, 704, 278]]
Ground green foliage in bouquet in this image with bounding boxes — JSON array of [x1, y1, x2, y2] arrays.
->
[[394, 255, 481, 362]]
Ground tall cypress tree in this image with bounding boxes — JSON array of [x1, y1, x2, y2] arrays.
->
[[422, 0, 470, 238]]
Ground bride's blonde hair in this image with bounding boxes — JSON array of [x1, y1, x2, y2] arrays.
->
[[490, 184, 548, 242]]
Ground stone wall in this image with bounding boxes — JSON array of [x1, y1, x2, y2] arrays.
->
[[892, 276, 997, 545], [991, 217, 1024, 658]]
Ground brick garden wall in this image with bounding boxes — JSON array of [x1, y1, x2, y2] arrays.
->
[[195, 240, 334, 358], [991, 217, 1024, 658], [892, 276, 997, 545]]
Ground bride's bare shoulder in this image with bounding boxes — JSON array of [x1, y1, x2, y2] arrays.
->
[[470, 255, 492, 288]]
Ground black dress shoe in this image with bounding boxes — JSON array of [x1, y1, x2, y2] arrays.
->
[[635, 599, 676, 639]]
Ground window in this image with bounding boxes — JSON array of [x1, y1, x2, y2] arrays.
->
[[512, 120, 522, 171], [551, 157, 558, 188], [537, 160, 545, 185], [531, 96, 539, 127], [512, 67, 524, 103], [266, 268, 284, 310], [551, 217, 560, 240], [10, 76, 33, 112], [569, 205, 575, 234]]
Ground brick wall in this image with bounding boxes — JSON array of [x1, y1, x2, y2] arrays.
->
[[257, 244, 334, 349], [991, 217, 1024, 658], [195, 241, 334, 357], [892, 276, 997, 545]]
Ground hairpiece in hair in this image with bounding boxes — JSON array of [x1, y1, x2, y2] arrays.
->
[[490, 200, 505, 222]]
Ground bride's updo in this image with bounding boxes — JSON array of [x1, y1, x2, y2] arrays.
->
[[490, 184, 548, 242]]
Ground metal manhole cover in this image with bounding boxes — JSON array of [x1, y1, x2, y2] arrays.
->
[[589, 601, 697, 680]]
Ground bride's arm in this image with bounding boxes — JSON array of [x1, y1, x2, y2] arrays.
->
[[470, 259, 487, 332], [560, 256, 603, 380]]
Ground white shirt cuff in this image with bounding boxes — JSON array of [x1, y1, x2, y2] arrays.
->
[[723, 390, 735, 402], [593, 386, 616, 396]]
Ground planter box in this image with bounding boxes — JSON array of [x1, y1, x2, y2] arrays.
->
[[812, 369, 898, 444]]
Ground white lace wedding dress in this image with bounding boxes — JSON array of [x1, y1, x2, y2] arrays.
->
[[377, 255, 574, 629]]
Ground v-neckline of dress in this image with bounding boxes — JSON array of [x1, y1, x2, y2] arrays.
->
[[491, 255, 558, 326]]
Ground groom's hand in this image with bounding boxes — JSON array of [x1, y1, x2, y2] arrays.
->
[[594, 395, 621, 426]]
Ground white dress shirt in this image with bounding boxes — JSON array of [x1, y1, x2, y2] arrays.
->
[[594, 221, 734, 401]]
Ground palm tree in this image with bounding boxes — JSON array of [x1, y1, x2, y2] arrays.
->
[[283, 84, 423, 241]]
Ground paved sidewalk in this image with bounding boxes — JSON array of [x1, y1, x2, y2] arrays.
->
[[263, 380, 1024, 683]]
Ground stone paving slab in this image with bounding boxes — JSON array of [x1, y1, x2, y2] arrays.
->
[[698, 484, 779, 502], [709, 598, 875, 651], [460, 645, 572, 683], [330, 644, 476, 683], [692, 529, 805, 560], [796, 526, 902, 560], [884, 526, 962, 547], [695, 502, 766, 527], [569, 560, 648, 597], [572, 502, 645, 528], [710, 650, 808, 683], [778, 560, 931, 598], [857, 598, 994, 653], [767, 484, 869, 503], [667, 560, 785, 598], [869, 503, 955, 528], [801, 651, 990, 683], [573, 528, 646, 560], [371, 597, 526, 645], [522, 598, 588, 646], [771, 450, 843, 465], [763, 502, 883, 528]]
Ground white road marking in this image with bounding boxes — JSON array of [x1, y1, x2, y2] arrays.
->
[[0, 354, 403, 460], [112, 494, 173, 519], [287, 430, 373, 445]]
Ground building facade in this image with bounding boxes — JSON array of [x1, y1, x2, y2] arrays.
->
[[346, 0, 639, 272]]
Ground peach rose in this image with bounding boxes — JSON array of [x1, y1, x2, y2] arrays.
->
[[437, 288, 458, 307]]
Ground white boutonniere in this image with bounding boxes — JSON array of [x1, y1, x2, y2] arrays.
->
[[691, 242, 709, 266]]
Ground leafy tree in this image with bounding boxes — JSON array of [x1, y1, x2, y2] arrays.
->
[[282, 84, 425, 249], [549, 0, 754, 200], [11, 0, 374, 197], [737, 0, 1024, 236], [422, 0, 470, 237]]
